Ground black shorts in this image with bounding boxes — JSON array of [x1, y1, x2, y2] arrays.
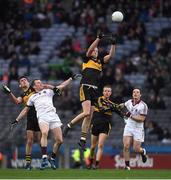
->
[[91, 122, 112, 136], [79, 84, 99, 106], [27, 107, 40, 131]]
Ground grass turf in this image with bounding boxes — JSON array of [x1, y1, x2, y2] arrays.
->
[[0, 169, 171, 179]]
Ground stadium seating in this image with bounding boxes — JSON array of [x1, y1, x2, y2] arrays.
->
[[0, 0, 171, 160]]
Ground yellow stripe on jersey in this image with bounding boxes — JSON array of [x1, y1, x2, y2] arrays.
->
[[79, 85, 85, 102], [82, 60, 102, 71], [94, 96, 113, 116], [22, 88, 35, 105]]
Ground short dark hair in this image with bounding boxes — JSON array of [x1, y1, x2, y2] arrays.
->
[[103, 85, 112, 89], [31, 79, 40, 87], [18, 76, 29, 82], [133, 87, 142, 92]]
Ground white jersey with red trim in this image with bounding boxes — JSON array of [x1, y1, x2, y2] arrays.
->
[[124, 99, 148, 128], [27, 89, 56, 119]]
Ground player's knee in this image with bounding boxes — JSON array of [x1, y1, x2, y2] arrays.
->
[[58, 139, 63, 145], [98, 143, 104, 150], [41, 131, 48, 138], [27, 137, 33, 146], [91, 145, 96, 150], [133, 146, 140, 153], [124, 144, 130, 151]]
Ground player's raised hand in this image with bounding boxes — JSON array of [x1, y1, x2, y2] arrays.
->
[[10, 120, 18, 130], [71, 74, 82, 80], [2, 85, 11, 94], [110, 34, 117, 45], [97, 32, 105, 39]]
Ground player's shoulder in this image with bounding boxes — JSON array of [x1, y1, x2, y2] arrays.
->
[[99, 95, 104, 99], [21, 86, 35, 96], [29, 93, 36, 100], [41, 88, 53, 95], [44, 88, 53, 93], [125, 99, 132, 104], [140, 100, 148, 108]]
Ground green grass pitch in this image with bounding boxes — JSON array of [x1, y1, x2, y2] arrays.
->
[[0, 169, 171, 179]]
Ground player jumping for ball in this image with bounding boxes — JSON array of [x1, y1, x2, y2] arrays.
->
[[63, 33, 116, 151]]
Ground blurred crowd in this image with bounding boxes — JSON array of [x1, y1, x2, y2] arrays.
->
[[0, 0, 171, 139], [0, 0, 171, 145], [145, 120, 171, 144]]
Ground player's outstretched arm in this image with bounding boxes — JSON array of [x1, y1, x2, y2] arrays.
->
[[16, 106, 30, 122], [42, 84, 55, 89], [56, 74, 81, 91], [126, 113, 146, 123], [11, 106, 30, 130], [103, 36, 116, 63], [86, 33, 104, 57], [2, 85, 22, 104], [56, 77, 72, 91], [10, 93, 22, 105]]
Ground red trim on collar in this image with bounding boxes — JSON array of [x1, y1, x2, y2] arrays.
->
[[132, 99, 141, 106]]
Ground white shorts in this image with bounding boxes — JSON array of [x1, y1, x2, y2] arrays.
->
[[38, 112, 62, 130], [123, 125, 144, 142]]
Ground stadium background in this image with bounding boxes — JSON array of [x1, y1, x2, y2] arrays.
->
[[0, 0, 171, 170]]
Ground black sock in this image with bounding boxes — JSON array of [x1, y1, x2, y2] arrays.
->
[[41, 146, 47, 156], [95, 160, 99, 166], [89, 158, 94, 165], [51, 152, 56, 159], [125, 161, 130, 167], [90, 148, 95, 160]]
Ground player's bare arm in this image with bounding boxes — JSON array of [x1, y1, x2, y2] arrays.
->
[[103, 44, 116, 63], [86, 37, 101, 57], [10, 93, 23, 105], [56, 77, 72, 91], [43, 84, 55, 89], [103, 35, 116, 63], [130, 114, 146, 123], [16, 106, 30, 122], [56, 74, 81, 91], [86, 38, 100, 57], [2, 85, 23, 104], [11, 106, 30, 130]]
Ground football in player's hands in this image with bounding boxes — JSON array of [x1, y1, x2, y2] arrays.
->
[[2, 85, 11, 94]]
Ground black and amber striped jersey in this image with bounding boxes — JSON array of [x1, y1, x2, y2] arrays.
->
[[92, 96, 114, 125], [80, 56, 104, 87], [21, 86, 36, 105], [21, 86, 36, 118]]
